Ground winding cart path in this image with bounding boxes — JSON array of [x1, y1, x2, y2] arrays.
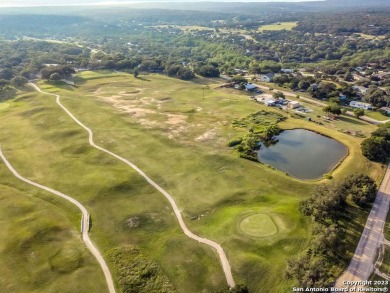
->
[[0, 148, 116, 293], [30, 83, 236, 288]]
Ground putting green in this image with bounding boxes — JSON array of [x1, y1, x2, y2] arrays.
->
[[239, 213, 278, 238]]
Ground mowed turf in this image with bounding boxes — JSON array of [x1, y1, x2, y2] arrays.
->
[[0, 184, 107, 293], [0, 71, 383, 293], [239, 213, 278, 238], [259, 22, 297, 31]]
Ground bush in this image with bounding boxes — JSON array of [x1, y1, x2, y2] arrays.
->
[[323, 173, 333, 179], [361, 137, 389, 162], [108, 247, 175, 293], [227, 137, 243, 147]]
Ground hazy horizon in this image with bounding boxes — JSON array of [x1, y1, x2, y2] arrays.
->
[[0, 0, 322, 8]]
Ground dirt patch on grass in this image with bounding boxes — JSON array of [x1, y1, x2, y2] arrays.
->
[[196, 128, 217, 142], [166, 114, 186, 125]]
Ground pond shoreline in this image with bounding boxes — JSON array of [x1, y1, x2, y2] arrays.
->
[[257, 128, 349, 181]]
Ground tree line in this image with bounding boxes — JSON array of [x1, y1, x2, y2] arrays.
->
[[286, 173, 377, 287]]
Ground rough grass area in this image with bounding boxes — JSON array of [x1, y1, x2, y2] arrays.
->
[[231, 110, 286, 133], [108, 246, 175, 293], [0, 71, 384, 293], [364, 110, 390, 122]]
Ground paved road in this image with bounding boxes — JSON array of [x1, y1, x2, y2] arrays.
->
[[336, 164, 390, 286], [30, 83, 236, 288], [0, 148, 116, 293]]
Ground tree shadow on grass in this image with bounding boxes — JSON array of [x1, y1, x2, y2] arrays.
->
[[0, 88, 17, 102], [136, 76, 151, 82], [73, 76, 88, 85], [338, 116, 367, 125], [45, 80, 75, 91]]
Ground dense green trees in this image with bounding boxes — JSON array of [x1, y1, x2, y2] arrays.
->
[[361, 137, 389, 162], [322, 104, 342, 116], [10, 76, 28, 87], [40, 65, 76, 80], [289, 174, 377, 287], [363, 87, 389, 107], [361, 122, 390, 163], [231, 75, 248, 84], [341, 173, 377, 206], [196, 64, 220, 77], [299, 184, 346, 223]]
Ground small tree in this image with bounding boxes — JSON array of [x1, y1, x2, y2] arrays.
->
[[322, 104, 341, 116], [49, 73, 62, 81], [273, 91, 285, 99], [353, 108, 365, 118], [133, 67, 139, 78], [232, 75, 247, 84], [11, 76, 28, 87]]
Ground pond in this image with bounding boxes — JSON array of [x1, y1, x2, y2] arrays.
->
[[257, 129, 348, 180]]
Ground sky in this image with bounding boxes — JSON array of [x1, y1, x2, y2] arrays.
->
[[0, 0, 320, 7]]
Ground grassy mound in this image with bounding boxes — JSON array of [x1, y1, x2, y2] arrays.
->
[[49, 245, 83, 273], [239, 213, 278, 238]]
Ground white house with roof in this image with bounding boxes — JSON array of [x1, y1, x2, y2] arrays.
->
[[264, 98, 277, 106], [380, 107, 390, 115], [288, 101, 301, 109], [352, 85, 368, 95], [349, 101, 372, 110], [259, 73, 275, 82], [244, 83, 258, 91], [281, 68, 294, 73]]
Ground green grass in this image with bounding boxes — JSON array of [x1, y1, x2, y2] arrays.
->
[[363, 110, 390, 122], [0, 71, 384, 293], [0, 102, 9, 110], [239, 213, 278, 238], [0, 184, 107, 293], [379, 247, 390, 276], [259, 22, 297, 31], [385, 210, 390, 241]]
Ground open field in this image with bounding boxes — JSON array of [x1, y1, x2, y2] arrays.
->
[[357, 33, 386, 40], [259, 22, 297, 31], [0, 71, 384, 292], [363, 110, 390, 122]]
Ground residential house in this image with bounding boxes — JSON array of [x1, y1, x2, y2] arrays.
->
[[349, 101, 372, 110], [380, 107, 390, 116], [264, 98, 277, 107], [339, 94, 347, 101], [245, 83, 258, 92], [352, 85, 368, 96], [281, 68, 294, 74], [259, 73, 275, 82], [288, 101, 301, 109]]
